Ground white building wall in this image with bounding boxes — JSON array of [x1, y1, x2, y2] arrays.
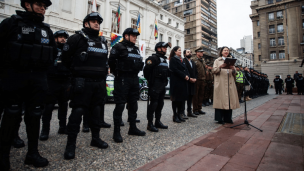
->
[[230, 47, 253, 68], [0, 0, 185, 59], [240, 35, 253, 54]]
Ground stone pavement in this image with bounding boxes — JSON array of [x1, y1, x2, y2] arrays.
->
[[135, 94, 304, 171]]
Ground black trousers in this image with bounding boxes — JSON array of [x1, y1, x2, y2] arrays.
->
[[67, 79, 106, 142], [172, 101, 185, 115], [113, 76, 139, 126], [147, 79, 167, 122], [275, 85, 282, 94], [42, 79, 70, 128], [214, 109, 232, 123], [286, 86, 293, 94], [297, 86, 304, 94], [0, 69, 48, 154], [186, 95, 193, 112]]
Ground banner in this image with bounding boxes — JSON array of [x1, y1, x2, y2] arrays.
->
[[138, 40, 146, 58], [111, 33, 123, 47]]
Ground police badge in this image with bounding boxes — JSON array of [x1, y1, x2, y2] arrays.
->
[[41, 30, 47, 37]]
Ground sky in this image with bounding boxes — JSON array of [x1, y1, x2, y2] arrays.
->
[[217, 0, 253, 50]]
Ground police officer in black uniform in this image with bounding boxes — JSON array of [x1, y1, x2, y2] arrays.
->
[[109, 28, 146, 143], [273, 75, 283, 94], [61, 12, 108, 160], [296, 73, 304, 95], [143, 42, 171, 132], [39, 30, 70, 141], [285, 75, 294, 95], [0, 0, 55, 169]]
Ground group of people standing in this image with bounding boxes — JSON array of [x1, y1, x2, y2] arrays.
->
[[273, 72, 304, 95]]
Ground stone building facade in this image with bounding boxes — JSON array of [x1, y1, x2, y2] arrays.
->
[[159, 0, 218, 58], [0, 0, 185, 58], [250, 0, 304, 82]]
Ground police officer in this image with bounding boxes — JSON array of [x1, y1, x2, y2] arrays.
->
[[144, 42, 171, 132], [39, 30, 70, 141], [285, 75, 294, 95], [0, 0, 55, 169], [296, 73, 304, 95], [192, 47, 206, 115], [273, 75, 283, 94], [109, 28, 146, 143], [236, 66, 244, 103], [61, 12, 109, 160]]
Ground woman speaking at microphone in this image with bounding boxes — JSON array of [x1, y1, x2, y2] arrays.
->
[[212, 47, 240, 124]]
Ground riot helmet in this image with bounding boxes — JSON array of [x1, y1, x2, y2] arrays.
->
[[83, 12, 103, 28], [155, 42, 172, 55], [21, 0, 52, 10], [122, 28, 140, 45], [54, 30, 69, 39]]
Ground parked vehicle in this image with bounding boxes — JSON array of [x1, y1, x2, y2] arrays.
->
[[139, 77, 148, 101], [106, 75, 114, 102]]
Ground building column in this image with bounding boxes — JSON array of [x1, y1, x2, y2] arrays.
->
[[125, 0, 130, 29], [104, 0, 110, 32]]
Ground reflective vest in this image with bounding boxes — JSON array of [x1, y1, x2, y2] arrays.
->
[[236, 71, 244, 83]]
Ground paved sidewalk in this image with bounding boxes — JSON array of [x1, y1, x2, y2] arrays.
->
[[135, 95, 304, 171]]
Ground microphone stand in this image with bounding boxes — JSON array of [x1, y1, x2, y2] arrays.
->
[[230, 67, 263, 132]]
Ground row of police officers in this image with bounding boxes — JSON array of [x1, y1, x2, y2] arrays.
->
[[273, 74, 304, 95]]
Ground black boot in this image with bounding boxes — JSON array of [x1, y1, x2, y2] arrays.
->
[[90, 129, 108, 149], [82, 124, 90, 132], [182, 113, 189, 119], [58, 126, 68, 134], [147, 121, 158, 132], [173, 113, 181, 123], [24, 141, 48, 167], [198, 110, 206, 115], [12, 135, 25, 148], [100, 105, 111, 128], [205, 101, 210, 106], [64, 135, 76, 160], [113, 126, 123, 143], [39, 125, 49, 141], [202, 102, 206, 107], [178, 113, 186, 122], [128, 123, 146, 136], [155, 120, 168, 129], [187, 111, 198, 118], [120, 120, 125, 126]]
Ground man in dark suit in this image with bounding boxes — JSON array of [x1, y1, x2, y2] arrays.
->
[[183, 49, 198, 118]]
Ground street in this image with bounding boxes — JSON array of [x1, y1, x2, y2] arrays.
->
[[11, 89, 277, 171]]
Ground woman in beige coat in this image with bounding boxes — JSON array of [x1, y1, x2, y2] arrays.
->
[[212, 47, 240, 124]]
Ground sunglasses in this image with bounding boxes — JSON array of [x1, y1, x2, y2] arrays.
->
[[34, 2, 48, 10]]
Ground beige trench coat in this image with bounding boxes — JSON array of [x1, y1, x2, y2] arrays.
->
[[212, 57, 240, 110]]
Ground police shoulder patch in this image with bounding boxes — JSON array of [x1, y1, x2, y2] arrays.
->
[[63, 44, 69, 51], [147, 60, 152, 65]]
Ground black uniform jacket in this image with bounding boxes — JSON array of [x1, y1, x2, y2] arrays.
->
[[183, 58, 197, 95], [0, 11, 57, 71], [170, 55, 189, 101], [285, 78, 294, 87]]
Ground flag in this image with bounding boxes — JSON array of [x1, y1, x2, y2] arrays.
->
[[138, 40, 146, 58], [136, 13, 141, 34], [111, 33, 123, 47], [116, 5, 121, 28], [99, 31, 103, 36], [92, 0, 97, 12], [154, 19, 158, 40]]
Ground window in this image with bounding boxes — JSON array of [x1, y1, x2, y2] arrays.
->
[[257, 20, 260, 26], [168, 37, 172, 43], [168, 19, 171, 24], [202, 40, 209, 46], [176, 23, 179, 28], [277, 11, 283, 19], [87, 3, 100, 14], [175, 7, 178, 13], [277, 24, 283, 33], [270, 51, 276, 60], [259, 55, 261, 61], [270, 38, 276, 47], [63, 0, 72, 12], [267, 0, 274, 4], [201, 20, 211, 27], [176, 40, 179, 46], [276, 0, 282, 2], [279, 51, 285, 59], [112, 11, 121, 34], [184, 9, 193, 16], [201, 7, 210, 15], [160, 14, 163, 20], [269, 25, 275, 33], [302, 6, 304, 14], [278, 37, 284, 46], [184, 17, 187, 22], [258, 32, 260, 38], [303, 19, 304, 28], [269, 13, 274, 21], [258, 43, 261, 49], [131, 19, 137, 29], [160, 34, 163, 42], [201, 13, 209, 20], [186, 4, 190, 9], [186, 29, 190, 34]]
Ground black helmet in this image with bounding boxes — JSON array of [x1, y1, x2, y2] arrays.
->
[[123, 28, 140, 38], [21, 0, 52, 9], [287, 74, 291, 76], [154, 42, 172, 51], [54, 30, 69, 39], [83, 12, 103, 28], [276, 75, 280, 77], [299, 73, 302, 75]]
